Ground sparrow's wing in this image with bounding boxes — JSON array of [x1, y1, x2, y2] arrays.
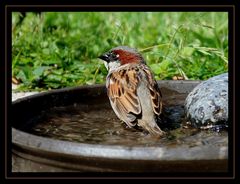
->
[[107, 68, 141, 127], [142, 65, 163, 116]]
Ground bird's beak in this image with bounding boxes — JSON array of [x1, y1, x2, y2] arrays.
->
[[98, 54, 110, 62]]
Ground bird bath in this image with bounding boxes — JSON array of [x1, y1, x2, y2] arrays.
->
[[11, 81, 228, 172]]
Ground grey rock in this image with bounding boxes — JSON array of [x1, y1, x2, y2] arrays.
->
[[184, 73, 228, 127]]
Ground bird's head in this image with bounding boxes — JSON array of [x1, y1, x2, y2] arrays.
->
[[98, 46, 145, 71]]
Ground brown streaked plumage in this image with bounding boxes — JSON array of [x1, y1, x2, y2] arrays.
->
[[98, 46, 165, 136]]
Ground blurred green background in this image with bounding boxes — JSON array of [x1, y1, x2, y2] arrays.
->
[[12, 12, 228, 91]]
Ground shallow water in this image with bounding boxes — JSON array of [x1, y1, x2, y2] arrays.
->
[[21, 90, 228, 148]]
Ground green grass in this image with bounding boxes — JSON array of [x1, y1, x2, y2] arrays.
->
[[12, 12, 228, 91]]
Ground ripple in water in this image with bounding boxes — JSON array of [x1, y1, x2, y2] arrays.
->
[[22, 97, 228, 148]]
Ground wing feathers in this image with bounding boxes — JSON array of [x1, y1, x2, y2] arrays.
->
[[142, 65, 162, 116], [107, 64, 162, 126], [107, 67, 141, 126]]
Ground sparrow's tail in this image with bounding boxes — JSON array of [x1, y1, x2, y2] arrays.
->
[[137, 119, 166, 137]]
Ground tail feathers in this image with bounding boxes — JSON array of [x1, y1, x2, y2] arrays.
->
[[137, 120, 166, 137]]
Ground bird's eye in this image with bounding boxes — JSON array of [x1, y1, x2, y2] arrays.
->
[[110, 52, 119, 60]]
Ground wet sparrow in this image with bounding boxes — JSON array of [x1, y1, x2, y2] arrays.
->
[[98, 46, 165, 136]]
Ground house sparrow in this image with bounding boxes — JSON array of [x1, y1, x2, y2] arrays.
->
[[98, 46, 165, 136]]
